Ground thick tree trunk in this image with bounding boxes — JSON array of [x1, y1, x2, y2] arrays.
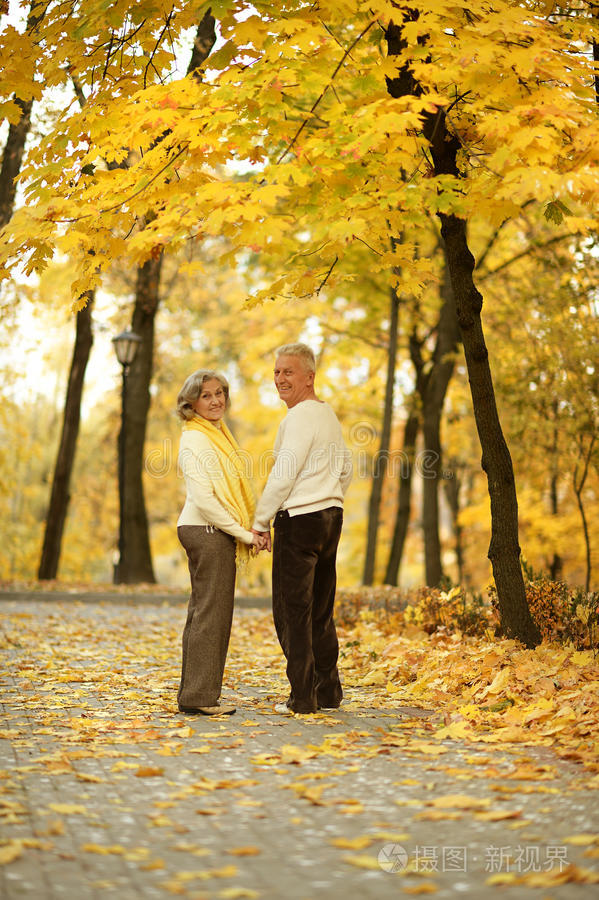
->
[[0, 2, 45, 227], [384, 407, 419, 585], [363, 286, 400, 584], [593, 4, 599, 103], [421, 257, 460, 586], [117, 258, 162, 583], [0, 99, 33, 227], [38, 297, 94, 579], [438, 214, 539, 644], [115, 12, 216, 584], [385, 19, 540, 646]]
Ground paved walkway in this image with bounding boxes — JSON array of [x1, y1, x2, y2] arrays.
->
[[1, 596, 598, 899]]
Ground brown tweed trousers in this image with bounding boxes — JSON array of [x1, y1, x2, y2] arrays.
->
[[177, 525, 236, 710]]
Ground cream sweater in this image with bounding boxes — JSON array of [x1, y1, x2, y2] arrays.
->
[[177, 429, 255, 543], [253, 399, 353, 531]]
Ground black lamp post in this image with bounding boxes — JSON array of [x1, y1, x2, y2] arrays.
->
[[112, 330, 142, 583]]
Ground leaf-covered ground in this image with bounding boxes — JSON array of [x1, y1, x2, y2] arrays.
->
[[1, 597, 598, 898]]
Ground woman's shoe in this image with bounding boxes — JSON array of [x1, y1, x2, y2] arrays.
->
[[179, 703, 236, 716]]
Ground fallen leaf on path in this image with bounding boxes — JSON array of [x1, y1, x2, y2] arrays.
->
[[218, 888, 260, 899], [474, 809, 522, 821], [0, 842, 23, 865], [414, 811, 462, 821], [563, 834, 599, 845], [330, 836, 373, 849], [343, 853, 382, 870], [47, 803, 87, 815], [430, 794, 490, 810], [403, 883, 438, 894], [227, 846, 261, 856], [82, 843, 126, 855], [135, 766, 164, 777]]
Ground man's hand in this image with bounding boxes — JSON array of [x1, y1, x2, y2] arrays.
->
[[252, 528, 271, 552]]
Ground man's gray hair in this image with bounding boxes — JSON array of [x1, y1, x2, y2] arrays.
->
[[275, 342, 316, 374], [176, 369, 230, 420]]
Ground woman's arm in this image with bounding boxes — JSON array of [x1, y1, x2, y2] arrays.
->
[[178, 434, 254, 543]]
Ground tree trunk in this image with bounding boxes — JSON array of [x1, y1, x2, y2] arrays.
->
[[0, 2, 45, 226], [0, 99, 33, 228], [116, 258, 162, 583], [114, 11, 216, 584], [548, 412, 563, 581], [548, 469, 563, 581], [443, 460, 465, 585], [38, 296, 94, 579], [573, 435, 595, 593], [385, 18, 540, 646], [593, 4, 599, 104], [384, 407, 419, 585], [362, 285, 400, 584], [438, 213, 539, 644], [420, 256, 460, 586]]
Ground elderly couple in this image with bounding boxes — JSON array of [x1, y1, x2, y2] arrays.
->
[[175, 342, 353, 717]]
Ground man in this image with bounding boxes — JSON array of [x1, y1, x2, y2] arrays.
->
[[253, 343, 353, 714]]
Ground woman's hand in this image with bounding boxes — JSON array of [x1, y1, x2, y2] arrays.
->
[[251, 530, 271, 552]]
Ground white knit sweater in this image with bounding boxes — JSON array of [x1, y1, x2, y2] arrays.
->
[[253, 399, 353, 531], [177, 429, 255, 543]]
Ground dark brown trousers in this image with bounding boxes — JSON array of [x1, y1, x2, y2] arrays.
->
[[272, 507, 344, 713], [177, 526, 236, 709]]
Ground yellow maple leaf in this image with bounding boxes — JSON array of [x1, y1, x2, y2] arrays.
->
[[563, 834, 599, 846], [403, 884, 438, 895], [330, 835, 373, 849], [218, 889, 260, 899], [343, 854, 381, 870], [48, 803, 87, 815], [82, 843, 126, 855], [0, 842, 23, 865], [227, 846, 261, 856], [475, 809, 522, 821], [431, 795, 490, 809], [415, 811, 462, 821]]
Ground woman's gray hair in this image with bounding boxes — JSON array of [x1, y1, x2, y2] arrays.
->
[[176, 370, 230, 420], [275, 342, 316, 374]]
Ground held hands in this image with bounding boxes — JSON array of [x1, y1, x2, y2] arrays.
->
[[251, 529, 271, 553]]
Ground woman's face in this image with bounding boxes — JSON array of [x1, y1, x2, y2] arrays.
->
[[193, 378, 227, 422]]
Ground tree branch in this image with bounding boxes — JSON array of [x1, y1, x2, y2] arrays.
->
[[276, 19, 377, 165], [477, 232, 573, 280]]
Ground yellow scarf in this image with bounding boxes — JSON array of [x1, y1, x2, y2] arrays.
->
[[182, 415, 256, 566]]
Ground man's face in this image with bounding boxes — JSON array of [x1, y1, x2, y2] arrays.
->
[[274, 354, 314, 408]]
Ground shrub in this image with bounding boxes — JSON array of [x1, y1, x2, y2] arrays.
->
[[489, 576, 599, 650]]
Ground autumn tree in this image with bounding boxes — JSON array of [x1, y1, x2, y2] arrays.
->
[[115, 10, 217, 584], [2, 1, 599, 641]]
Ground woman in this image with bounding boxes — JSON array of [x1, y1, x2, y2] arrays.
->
[[175, 369, 264, 716]]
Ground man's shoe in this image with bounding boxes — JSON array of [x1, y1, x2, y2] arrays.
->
[[274, 702, 293, 714], [179, 703, 236, 716]]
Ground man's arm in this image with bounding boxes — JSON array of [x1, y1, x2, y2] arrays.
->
[[253, 412, 314, 531]]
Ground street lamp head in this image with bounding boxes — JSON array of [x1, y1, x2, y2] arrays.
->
[[112, 330, 142, 367]]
